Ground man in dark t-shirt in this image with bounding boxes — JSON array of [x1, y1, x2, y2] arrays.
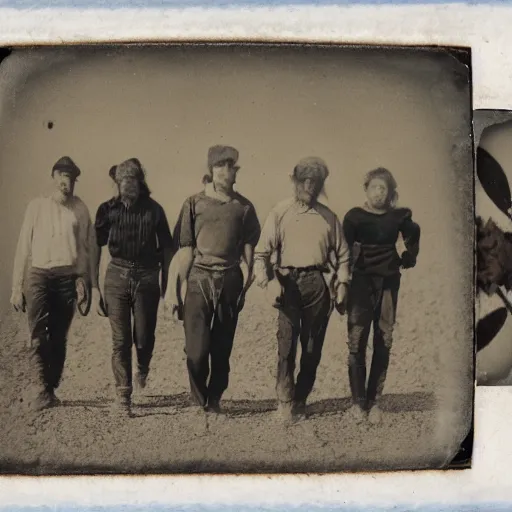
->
[[175, 145, 261, 413], [343, 167, 420, 425], [94, 158, 174, 416]]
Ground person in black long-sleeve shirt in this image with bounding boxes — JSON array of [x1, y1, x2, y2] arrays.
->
[[342, 167, 420, 425]]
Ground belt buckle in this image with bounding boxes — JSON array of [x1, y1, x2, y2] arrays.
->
[[212, 269, 224, 279]]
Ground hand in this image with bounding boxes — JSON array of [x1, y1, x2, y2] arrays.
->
[[160, 278, 168, 301], [265, 278, 283, 308], [92, 288, 107, 317], [10, 289, 26, 313], [164, 300, 182, 323], [255, 275, 268, 289], [335, 283, 348, 315], [237, 291, 247, 313], [400, 251, 416, 269]]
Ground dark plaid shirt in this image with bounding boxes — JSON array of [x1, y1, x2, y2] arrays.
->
[[95, 194, 173, 267]]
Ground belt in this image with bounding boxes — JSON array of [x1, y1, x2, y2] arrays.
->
[[193, 262, 240, 273], [278, 265, 328, 278], [110, 258, 160, 271]]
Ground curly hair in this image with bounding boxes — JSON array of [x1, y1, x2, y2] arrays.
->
[[363, 167, 399, 208], [116, 158, 151, 196]]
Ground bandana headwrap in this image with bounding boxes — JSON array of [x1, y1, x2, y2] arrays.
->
[[293, 156, 329, 182]]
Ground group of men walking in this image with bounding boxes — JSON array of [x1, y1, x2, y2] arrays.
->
[[10, 146, 420, 425]]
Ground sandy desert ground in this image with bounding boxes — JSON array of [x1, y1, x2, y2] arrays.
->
[[0, 259, 466, 474]]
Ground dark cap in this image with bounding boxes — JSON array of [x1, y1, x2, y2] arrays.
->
[[208, 145, 239, 168], [52, 156, 81, 179], [293, 156, 329, 182], [115, 158, 145, 183]]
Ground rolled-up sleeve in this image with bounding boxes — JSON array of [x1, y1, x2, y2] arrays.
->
[[94, 202, 111, 248]]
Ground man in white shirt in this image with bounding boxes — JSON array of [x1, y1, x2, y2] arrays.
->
[[254, 157, 350, 424], [10, 156, 96, 412]]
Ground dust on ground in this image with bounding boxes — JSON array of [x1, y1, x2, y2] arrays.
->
[[0, 267, 464, 474]]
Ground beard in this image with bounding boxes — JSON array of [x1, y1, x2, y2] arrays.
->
[[295, 188, 319, 206], [120, 182, 139, 200]]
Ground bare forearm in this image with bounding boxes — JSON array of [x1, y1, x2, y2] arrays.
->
[[253, 252, 272, 286], [165, 246, 194, 304], [91, 246, 101, 290], [242, 244, 255, 290]]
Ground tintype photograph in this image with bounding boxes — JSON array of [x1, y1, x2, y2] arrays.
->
[[0, 43, 473, 474], [475, 109, 512, 385]]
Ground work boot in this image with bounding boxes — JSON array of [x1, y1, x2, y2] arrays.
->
[[293, 400, 307, 421], [276, 401, 294, 425], [48, 391, 61, 408], [345, 403, 367, 423], [368, 403, 383, 425], [207, 398, 222, 414], [112, 395, 131, 418], [134, 371, 147, 391], [45, 385, 61, 408], [28, 390, 53, 413]]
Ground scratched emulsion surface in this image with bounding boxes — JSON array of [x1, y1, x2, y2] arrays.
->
[[0, 45, 473, 473]]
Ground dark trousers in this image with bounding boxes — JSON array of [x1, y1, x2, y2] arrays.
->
[[25, 267, 77, 394], [104, 262, 161, 399], [275, 269, 332, 404], [346, 272, 401, 408], [183, 265, 243, 407]]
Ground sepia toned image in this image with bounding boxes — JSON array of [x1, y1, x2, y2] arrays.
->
[[0, 43, 473, 474], [475, 109, 512, 386]]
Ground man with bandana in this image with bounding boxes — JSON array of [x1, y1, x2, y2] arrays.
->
[[254, 156, 350, 423], [94, 158, 174, 416], [173, 145, 261, 414]]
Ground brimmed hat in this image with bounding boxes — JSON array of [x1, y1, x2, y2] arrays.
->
[[293, 156, 329, 182], [208, 145, 239, 168], [115, 158, 145, 183], [52, 156, 81, 179]]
